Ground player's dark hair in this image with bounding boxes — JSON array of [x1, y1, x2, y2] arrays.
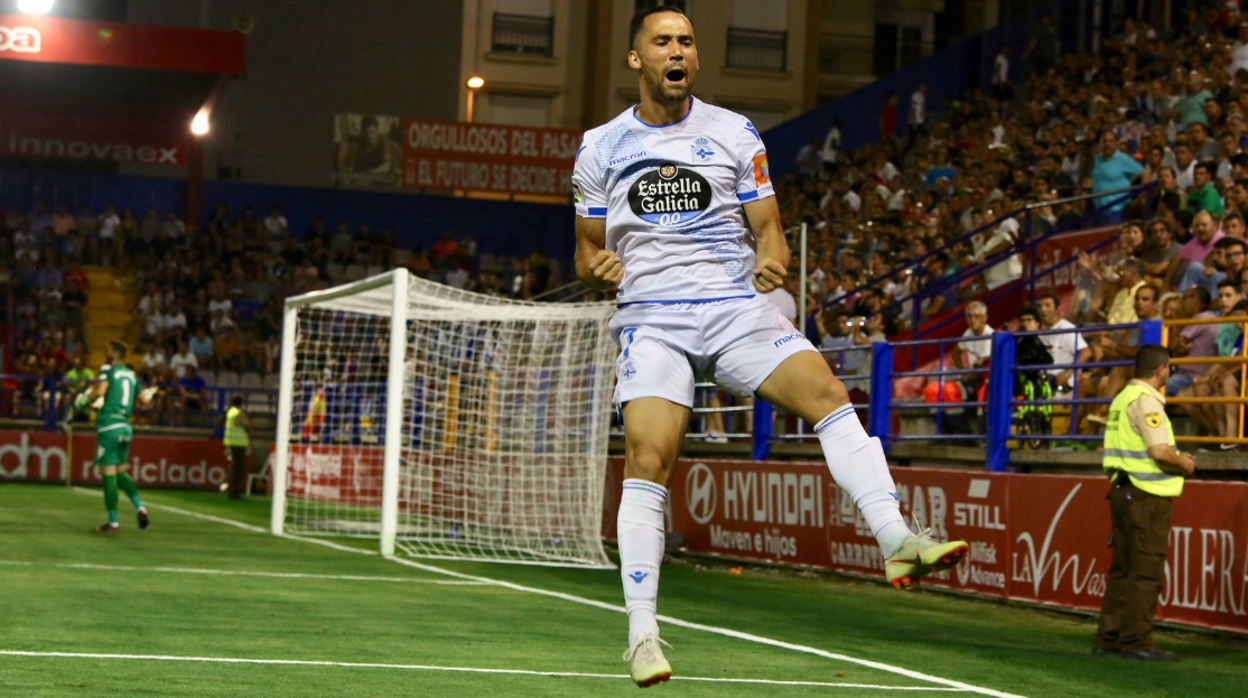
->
[[630, 4, 686, 50], [109, 340, 128, 359], [1134, 344, 1170, 379], [233, 396, 244, 408]]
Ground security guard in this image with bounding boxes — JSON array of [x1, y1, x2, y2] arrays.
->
[[224, 396, 252, 500], [1093, 344, 1197, 662]]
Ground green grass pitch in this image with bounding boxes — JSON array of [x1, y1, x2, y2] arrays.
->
[[1, 483, 1245, 697]]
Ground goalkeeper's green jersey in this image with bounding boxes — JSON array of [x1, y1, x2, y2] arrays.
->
[[97, 363, 138, 429]]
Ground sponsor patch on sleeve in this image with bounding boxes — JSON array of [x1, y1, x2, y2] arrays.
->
[[1145, 413, 1163, 429], [752, 153, 771, 186], [572, 183, 583, 204]]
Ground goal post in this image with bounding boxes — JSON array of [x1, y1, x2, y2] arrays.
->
[[271, 268, 618, 568]]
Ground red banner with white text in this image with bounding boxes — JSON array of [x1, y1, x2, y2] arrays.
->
[[0, 429, 230, 489], [400, 118, 580, 197], [604, 458, 1248, 635], [0, 14, 245, 73]]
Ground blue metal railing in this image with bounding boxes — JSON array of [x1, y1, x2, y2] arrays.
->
[[858, 319, 1168, 471]]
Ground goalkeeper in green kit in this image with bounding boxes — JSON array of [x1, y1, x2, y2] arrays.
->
[[76, 341, 155, 533]]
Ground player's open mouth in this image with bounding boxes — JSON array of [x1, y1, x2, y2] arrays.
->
[[665, 68, 686, 85]]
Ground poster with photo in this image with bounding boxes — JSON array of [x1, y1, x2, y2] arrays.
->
[[334, 113, 403, 187]]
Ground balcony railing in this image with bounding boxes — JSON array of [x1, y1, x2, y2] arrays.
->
[[726, 27, 787, 72], [492, 13, 554, 57]]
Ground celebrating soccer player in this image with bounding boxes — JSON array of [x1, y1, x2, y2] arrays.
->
[[571, 6, 968, 687], [77, 340, 151, 533]]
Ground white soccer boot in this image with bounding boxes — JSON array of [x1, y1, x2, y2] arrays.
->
[[623, 633, 672, 688]]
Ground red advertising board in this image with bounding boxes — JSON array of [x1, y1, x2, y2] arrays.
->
[[0, 14, 245, 74], [605, 457, 1248, 634], [0, 429, 230, 488], [400, 118, 580, 197]]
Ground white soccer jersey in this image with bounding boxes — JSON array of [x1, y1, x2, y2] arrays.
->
[[571, 97, 775, 306]]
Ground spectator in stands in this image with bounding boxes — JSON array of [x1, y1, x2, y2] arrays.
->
[[1092, 130, 1144, 225], [169, 341, 198, 379], [1038, 293, 1090, 393], [163, 211, 186, 241], [1189, 280, 1247, 447], [1171, 286, 1220, 426], [920, 253, 959, 320], [1188, 162, 1225, 216], [264, 206, 288, 235], [189, 327, 214, 368], [972, 211, 1024, 291], [879, 91, 898, 142], [141, 341, 168, 373], [432, 230, 460, 265], [1106, 259, 1147, 325], [1141, 219, 1183, 289], [1177, 70, 1213, 129], [1088, 284, 1162, 427], [992, 45, 1012, 102], [178, 364, 208, 415], [215, 326, 241, 370], [956, 301, 994, 369], [1180, 210, 1225, 276]]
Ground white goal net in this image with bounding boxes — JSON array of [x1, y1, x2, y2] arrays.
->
[[271, 268, 617, 568]]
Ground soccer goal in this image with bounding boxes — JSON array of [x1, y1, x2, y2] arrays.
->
[[271, 268, 618, 568]]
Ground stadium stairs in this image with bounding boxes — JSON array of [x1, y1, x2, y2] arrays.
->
[[83, 265, 141, 370]]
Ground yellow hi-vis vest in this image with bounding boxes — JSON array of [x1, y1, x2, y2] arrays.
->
[[224, 406, 249, 447], [1103, 382, 1183, 497]]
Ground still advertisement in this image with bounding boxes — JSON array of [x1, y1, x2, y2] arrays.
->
[[605, 457, 1248, 634], [0, 429, 229, 488]]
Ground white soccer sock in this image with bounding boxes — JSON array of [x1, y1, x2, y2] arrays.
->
[[815, 405, 910, 557], [618, 478, 666, 647]]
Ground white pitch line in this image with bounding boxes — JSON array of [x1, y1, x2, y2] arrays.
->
[[0, 560, 485, 586], [385, 556, 1029, 698], [67, 489, 1029, 698], [0, 650, 968, 692]]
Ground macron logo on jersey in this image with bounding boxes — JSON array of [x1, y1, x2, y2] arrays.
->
[[744, 122, 761, 141]]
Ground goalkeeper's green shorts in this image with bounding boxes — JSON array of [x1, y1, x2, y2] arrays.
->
[[95, 425, 133, 467]]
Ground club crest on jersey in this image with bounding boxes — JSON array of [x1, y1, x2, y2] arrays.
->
[[628, 162, 712, 226], [691, 137, 715, 163]]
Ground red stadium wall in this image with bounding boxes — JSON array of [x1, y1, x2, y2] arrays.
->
[[604, 458, 1248, 635], [0, 429, 230, 489]]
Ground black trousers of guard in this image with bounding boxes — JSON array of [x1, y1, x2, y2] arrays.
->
[[228, 446, 249, 499], [1094, 478, 1172, 652]]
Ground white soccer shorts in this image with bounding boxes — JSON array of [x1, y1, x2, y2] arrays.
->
[[609, 295, 818, 408]]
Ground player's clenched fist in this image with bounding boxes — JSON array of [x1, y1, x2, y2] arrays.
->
[[752, 259, 786, 293], [588, 249, 624, 289]]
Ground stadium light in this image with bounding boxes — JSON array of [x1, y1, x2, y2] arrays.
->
[[465, 76, 485, 123], [190, 109, 211, 137], [17, 0, 55, 14]]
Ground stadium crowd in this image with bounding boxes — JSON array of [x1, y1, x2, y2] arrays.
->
[[770, 5, 1246, 442], [1, 199, 563, 421]]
